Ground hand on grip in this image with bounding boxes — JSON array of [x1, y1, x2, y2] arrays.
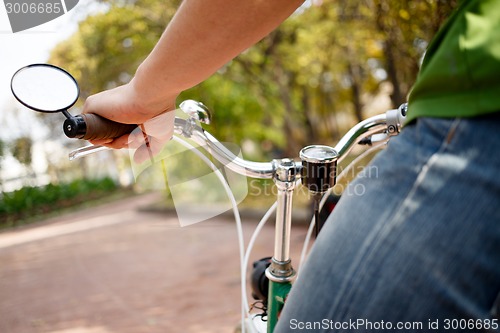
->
[[80, 113, 137, 141], [63, 113, 137, 141], [64, 110, 175, 164]]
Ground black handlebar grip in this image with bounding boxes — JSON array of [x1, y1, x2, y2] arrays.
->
[[63, 115, 87, 139], [63, 114, 137, 140]]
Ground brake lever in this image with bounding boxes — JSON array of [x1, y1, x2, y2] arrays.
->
[[69, 145, 109, 160]]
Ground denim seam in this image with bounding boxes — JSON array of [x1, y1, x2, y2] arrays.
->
[[388, 118, 461, 225], [325, 119, 462, 327]]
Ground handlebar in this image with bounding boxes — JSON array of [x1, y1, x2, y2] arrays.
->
[[171, 101, 406, 180], [68, 101, 407, 181], [173, 117, 278, 179]]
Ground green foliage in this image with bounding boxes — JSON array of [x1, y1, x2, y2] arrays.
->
[[371, 0, 458, 104], [0, 140, 5, 160], [0, 177, 118, 229], [11, 136, 32, 167]]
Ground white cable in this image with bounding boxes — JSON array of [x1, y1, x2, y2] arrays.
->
[[242, 201, 277, 305], [298, 142, 387, 272], [172, 136, 248, 332], [243, 201, 277, 273]]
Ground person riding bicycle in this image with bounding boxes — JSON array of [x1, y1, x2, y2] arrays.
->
[[83, 0, 500, 331]]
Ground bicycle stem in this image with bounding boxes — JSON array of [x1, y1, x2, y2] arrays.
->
[[273, 159, 300, 263], [267, 158, 304, 332]]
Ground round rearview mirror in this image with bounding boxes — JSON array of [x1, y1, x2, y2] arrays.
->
[[11, 64, 80, 113]]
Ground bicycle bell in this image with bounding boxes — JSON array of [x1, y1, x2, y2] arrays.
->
[[179, 100, 212, 124], [300, 145, 338, 194]]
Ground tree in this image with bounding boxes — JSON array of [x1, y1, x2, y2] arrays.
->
[[373, 0, 458, 106], [0, 139, 5, 191], [11, 136, 33, 174]]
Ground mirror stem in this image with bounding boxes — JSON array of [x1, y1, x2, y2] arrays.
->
[[62, 110, 73, 119]]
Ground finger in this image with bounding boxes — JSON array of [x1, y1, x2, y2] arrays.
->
[[112, 134, 132, 149], [89, 138, 114, 145], [95, 134, 130, 149], [133, 144, 156, 164], [132, 140, 166, 164], [127, 130, 149, 149], [141, 111, 175, 140]]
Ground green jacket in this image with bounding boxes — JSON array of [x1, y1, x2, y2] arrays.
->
[[407, 0, 500, 123]]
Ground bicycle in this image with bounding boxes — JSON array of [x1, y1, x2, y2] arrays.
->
[[11, 63, 407, 333]]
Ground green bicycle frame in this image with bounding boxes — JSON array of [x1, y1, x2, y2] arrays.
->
[[267, 280, 293, 332]]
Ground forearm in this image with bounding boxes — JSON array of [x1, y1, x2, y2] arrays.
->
[[133, 0, 304, 110], [82, 0, 303, 141]]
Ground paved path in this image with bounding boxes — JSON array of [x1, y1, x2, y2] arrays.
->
[[0, 192, 309, 333]]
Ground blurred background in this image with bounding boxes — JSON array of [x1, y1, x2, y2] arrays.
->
[[0, 0, 457, 332]]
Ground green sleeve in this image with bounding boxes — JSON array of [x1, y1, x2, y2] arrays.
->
[[406, 0, 500, 124]]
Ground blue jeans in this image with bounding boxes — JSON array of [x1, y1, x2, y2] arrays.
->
[[275, 114, 500, 332]]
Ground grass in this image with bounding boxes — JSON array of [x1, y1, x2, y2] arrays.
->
[[0, 178, 134, 230]]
